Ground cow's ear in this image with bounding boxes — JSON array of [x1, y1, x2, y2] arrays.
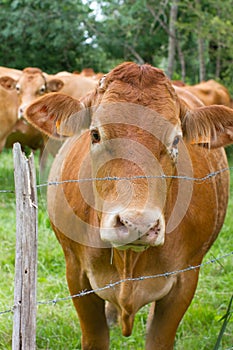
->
[[181, 105, 233, 148], [25, 93, 90, 139], [0, 76, 16, 90], [47, 79, 64, 92]]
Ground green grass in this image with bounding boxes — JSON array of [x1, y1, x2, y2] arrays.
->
[[0, 147, 232, 349]]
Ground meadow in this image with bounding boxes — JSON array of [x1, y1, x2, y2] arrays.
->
[[0, 147, 232, 350]]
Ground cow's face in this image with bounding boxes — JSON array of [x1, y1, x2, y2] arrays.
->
[[88, 78, 183, 251], [15, 68, 64, 119], [16, 70, 47, 118], [25, 62, 233, 250]]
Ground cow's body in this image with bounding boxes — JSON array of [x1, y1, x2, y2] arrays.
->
[[25, 62, 233, 349], [179, 79, 231, 106], [48, 131, 228, 344], [4, 118, 44, 151]]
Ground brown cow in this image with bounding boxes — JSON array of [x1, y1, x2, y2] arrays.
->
[[0, 67, 22, 151], [1, 67, 97, 154], [0, 68, 46, 152], [0, 85, 18, 151], [178, 79, 231, 106], [25, 62, 233, 349], [13, 67, 97, 118]]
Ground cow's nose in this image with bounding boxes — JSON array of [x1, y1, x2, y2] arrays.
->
[[100, 209, 165, 248], [117, 212, 165, 247]]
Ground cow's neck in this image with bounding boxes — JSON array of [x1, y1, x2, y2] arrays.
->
[[112, 248, 141, 279], [111, 248, 142, 335]]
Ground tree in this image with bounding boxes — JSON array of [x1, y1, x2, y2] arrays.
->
[[176, 0, 233, 87], [0, 0, 232, 93], [167, 0, 178, 79], [0, 0, 96, 72], [87, 0, 168, 68]]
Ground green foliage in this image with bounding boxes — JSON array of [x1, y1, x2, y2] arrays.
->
[[87, 0, 167, 65], [0, 0, 232, 92], [176, 0, 233, 87], [0, 0, 96, 72], [213, 295, 233, 350]]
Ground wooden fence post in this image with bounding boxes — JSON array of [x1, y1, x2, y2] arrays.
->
[[12, 143, 38, 350]]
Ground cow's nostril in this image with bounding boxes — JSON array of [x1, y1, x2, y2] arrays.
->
[[115, 215, 126, 227], [118, 216, 133, 228], [114, 215, 129, 238], [115, 216, 123, 227]]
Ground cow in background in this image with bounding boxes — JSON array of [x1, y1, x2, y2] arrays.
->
[[25, 62, 233, 349], [1, 67, 97, 156], [13, 67, 97, 118], [0, 67, 22, 151], [175, 79, 231, 107], [79, 67, 104, 81]]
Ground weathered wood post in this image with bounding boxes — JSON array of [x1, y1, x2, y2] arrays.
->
[[12, 143, 38, 350]]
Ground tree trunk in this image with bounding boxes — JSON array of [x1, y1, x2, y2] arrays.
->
[[196, 0, 206, 81], [167, 0, 178, 79], [177, 43, 186, 81], [215, 43, 221, 79], [215, 9, 221, 79], [198, 37, 206, 81]]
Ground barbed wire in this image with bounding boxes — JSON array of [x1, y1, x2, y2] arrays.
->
[[0, 189, 15, 193], [0, 308, 12, 315], [0, 250, 232, 316], [1, 166, 233, 194]]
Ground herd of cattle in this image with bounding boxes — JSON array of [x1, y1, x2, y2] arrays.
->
[[0, 65, 232, 157], [0, 66, 100, 154], [2, 63, 233, 349]]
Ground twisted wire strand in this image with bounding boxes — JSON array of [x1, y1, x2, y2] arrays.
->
[[0, 250, 232, 315]]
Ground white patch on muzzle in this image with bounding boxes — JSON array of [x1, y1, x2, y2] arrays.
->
[[100, 208, 165, 250]]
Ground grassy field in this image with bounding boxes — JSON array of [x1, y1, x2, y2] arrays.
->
[[0, 147, 232, 350]]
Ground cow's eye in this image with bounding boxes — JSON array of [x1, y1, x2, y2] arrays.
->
[[172, 135, 180, 148], [39, 85, 46, 94], [15, 84, 20, 93], [168, 135, 181, 162], [91, 129, 101, 143]]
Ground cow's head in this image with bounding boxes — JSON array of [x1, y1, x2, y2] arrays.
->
[[0, 67, 65, 119], [25, 62, 233, 251]]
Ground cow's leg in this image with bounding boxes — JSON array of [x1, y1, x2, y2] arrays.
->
[[73, 292, 109, 350], [105, 301, 119, 326], [65, 254, 110, 350], [145, 272, 199, 350]]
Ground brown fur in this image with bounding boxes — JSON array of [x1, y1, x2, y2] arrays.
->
[[22, 67, 43, 74], [0, 82, 18, 151], [183, 105, 233, 146], [25, 62, 233, 349], [181, 79, 231, 107], [0, 67, 22, 151]]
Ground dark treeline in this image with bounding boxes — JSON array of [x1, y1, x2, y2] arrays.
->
[[0, 0, 232, 92]]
